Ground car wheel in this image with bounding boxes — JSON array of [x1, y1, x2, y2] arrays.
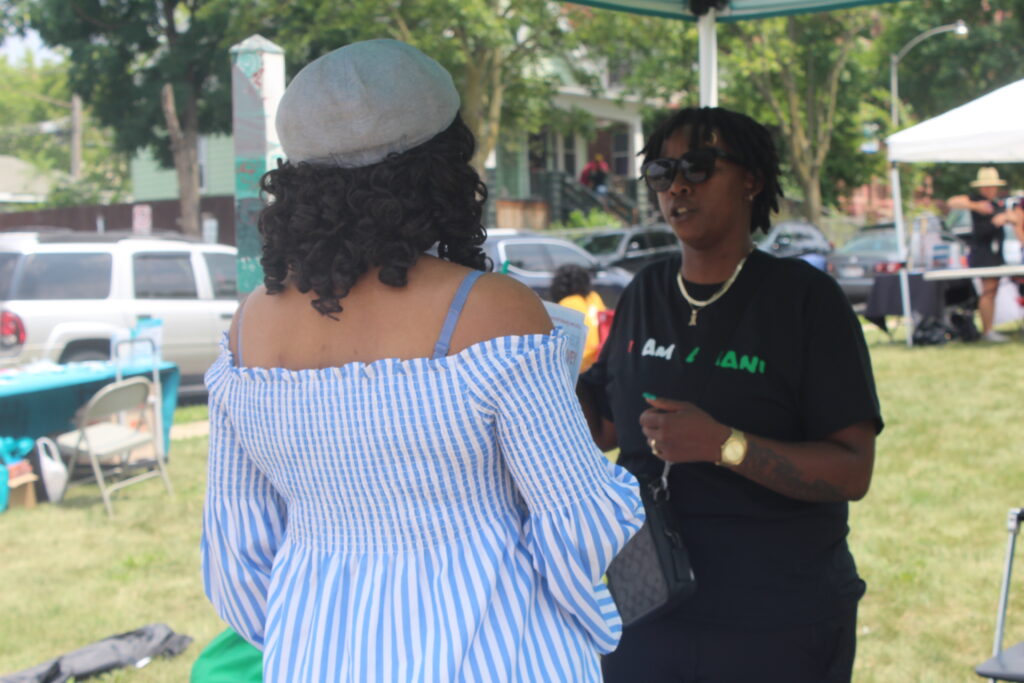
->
[[61, 348, 109, 363]]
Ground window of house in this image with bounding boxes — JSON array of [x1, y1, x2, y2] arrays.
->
[[612, 129, 630, 176], [608, 60, 631, 88], [563, 135, 576, 177], [528, 132, 548, 172]]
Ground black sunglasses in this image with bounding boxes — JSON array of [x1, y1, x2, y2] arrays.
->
[[640, 147, 745, 192]]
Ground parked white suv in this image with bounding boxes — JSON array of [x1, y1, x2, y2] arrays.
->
[[0, 229, 238, 395]]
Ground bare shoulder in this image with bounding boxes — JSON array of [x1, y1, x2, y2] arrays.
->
[[453, 272, 553, 348], [228, 285, 267, 356]]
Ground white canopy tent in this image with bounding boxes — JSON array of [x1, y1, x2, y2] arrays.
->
[[885, 78, 1024, 345], [887, 78, 1024, 163]]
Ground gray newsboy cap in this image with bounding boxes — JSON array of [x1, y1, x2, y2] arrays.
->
[[276, 39, 460, 168]]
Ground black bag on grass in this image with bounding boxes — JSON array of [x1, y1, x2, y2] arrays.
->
[[0, 623, 191, 683], [912, 316, 951, 345], [949, 311, 981, 342]]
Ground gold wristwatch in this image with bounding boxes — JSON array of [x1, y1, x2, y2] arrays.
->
[[718, 428, 748, 467]]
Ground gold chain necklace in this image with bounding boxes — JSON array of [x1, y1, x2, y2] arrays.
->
[[676, 253, 751, 326]]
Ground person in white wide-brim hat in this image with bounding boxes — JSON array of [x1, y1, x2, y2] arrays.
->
[[947, 166, 1015, 342]]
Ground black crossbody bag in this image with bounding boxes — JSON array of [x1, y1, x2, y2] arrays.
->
[[605, 253, 765, 628]]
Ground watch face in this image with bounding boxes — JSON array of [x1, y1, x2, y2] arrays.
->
[[722, 432, 747, 465]]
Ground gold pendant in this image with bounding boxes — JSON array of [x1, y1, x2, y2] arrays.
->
[[688, 309, 698, 326]]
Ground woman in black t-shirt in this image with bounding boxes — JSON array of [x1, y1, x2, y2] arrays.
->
[[578, 107, 882, 683], [947, 167, 1015, 342]]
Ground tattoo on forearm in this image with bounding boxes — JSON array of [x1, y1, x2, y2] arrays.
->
[[743, 441, 845, 502]]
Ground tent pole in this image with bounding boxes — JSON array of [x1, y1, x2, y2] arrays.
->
[[698, 11, 718, 107], [890, 162, 914, 347]]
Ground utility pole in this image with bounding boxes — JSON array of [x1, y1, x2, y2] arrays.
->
[[70, 93, 82, 181]]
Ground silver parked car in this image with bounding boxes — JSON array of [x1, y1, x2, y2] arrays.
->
[[576, 224, 681, 273], [481, 229, 633, 306], [0, 229, 238, 395]]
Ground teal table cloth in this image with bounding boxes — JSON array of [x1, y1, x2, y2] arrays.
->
[[0, 360, 180, 451]]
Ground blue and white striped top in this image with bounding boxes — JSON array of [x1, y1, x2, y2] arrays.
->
[[201, 323, 644, 681]]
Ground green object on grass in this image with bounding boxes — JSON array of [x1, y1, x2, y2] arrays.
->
[[190, 628, 262, 682]]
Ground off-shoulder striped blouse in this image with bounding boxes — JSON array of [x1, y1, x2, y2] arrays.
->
[[201, 329, 643, 682]]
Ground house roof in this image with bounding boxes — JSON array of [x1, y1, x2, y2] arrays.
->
[[0, 155, 56, 204]]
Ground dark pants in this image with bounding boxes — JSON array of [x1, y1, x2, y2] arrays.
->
[[602, 606, 858, 683]]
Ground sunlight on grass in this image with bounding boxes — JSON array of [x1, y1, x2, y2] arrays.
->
[[852, 334, 1024, 682], [0, 332, 1022, 680], [173, 403, 209, 425], [0, 437, 223, 681]]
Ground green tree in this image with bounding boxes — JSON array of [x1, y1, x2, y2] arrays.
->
[[568, 5, 700, 104], [20, 0, 235, 235], [570, 5, 885, 226], [0, 53, 129, 207], [719, 9, 880, 225], [0, 53, 71, 172], [229, 0, 577, 174]]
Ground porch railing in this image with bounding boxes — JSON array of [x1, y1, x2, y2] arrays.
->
[[531, 171, 640, 226]]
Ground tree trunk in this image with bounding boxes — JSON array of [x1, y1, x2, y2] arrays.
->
[[801, 174, 823, 226], [160, 83, 201, 237], [461, 47, 506, 177], [70, 93, 82, 181]]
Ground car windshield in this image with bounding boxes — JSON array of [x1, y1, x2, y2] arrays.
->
[[0, 253, 18, 299], [837, 233, 897, 255], [579, 233, 623, 255]]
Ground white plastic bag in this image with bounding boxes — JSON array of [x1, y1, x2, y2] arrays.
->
[[36, 437, 68, 503]]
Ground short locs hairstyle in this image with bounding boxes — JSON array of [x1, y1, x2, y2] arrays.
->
[[257, 114, 488, 317], [640, 107, 782, 234]]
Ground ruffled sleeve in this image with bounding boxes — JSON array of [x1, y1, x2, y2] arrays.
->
[[462, 332, 645, 652], [201, 366, 287, 651]]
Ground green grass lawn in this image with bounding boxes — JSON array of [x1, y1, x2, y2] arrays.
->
[[0, 325, 1022, 681]]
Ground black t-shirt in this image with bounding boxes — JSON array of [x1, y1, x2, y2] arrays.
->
[[582, 250, 883, 628], [968, 192, 1005, 262]]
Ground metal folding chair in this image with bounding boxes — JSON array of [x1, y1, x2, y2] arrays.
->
[[976, 508, 1024, 682], [54, 337, 172, 516]]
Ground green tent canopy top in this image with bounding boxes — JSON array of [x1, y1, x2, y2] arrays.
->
[[570, 0, 899, 22], [567, 0, 902, 104]]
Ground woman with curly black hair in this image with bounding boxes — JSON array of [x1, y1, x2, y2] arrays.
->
[[257, 113, 489, 318], [201, 39, 643, 682]]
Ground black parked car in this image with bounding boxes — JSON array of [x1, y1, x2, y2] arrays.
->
[[576, 224, 681, 273], [826, 224, 960, 304], [482, 230, 633, 306]]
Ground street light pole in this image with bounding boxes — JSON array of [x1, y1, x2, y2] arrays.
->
[[888, 19, 967, 346], [890, 20, 968, 129]]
